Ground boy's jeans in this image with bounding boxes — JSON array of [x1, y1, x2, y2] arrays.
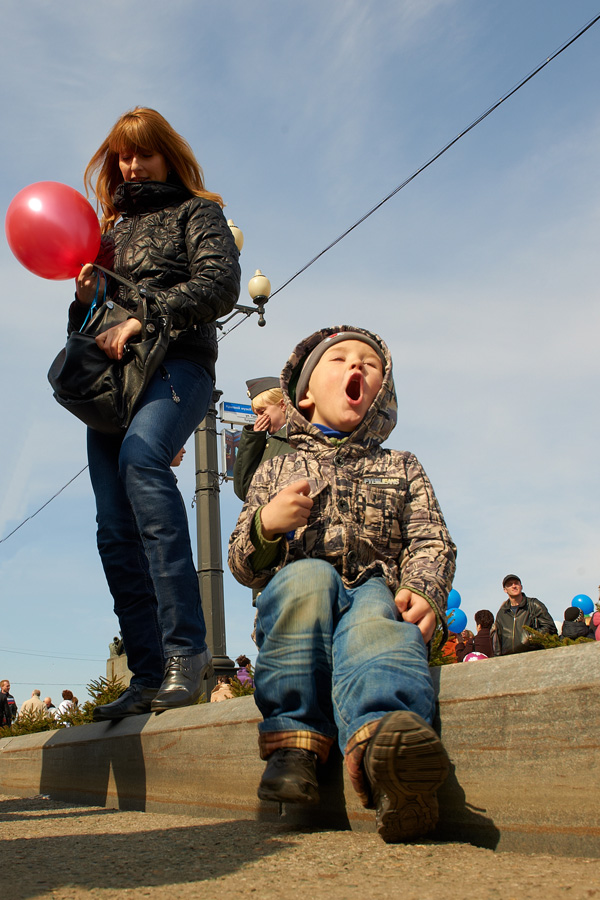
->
[[87, 359, 213, 688], [254, 559, 436, 760]]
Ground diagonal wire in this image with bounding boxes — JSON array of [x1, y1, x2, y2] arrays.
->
[[268, 13, 600, 299], [0, 466, 89, 544], [0, 646, 105, 662]]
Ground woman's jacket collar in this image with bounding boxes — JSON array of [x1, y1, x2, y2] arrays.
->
[[113, 176, 192, 216]]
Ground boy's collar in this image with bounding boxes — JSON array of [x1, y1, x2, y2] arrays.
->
[[313, 423, 352, 439]]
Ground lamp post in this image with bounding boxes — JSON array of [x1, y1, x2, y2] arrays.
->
[[194, 243, 270, 685], [194, 389, 235, 680]]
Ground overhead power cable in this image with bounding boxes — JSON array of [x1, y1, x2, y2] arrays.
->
[[269, 12, 600, 299], [0, 466, 88, 545], [1, 13, 598, 544], [12, 682, 90, 687], [0, 646, 105, 663]]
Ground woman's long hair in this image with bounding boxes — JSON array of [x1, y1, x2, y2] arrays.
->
[[85, 107, 224, 232]]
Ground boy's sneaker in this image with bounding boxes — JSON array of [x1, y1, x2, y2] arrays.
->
[[258, 748, 320, 805], [362, 710, 450, 843]]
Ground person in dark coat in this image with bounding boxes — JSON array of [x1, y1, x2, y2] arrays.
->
[[0, 679, 16, 726], [561, 607, 595, 640], [456, 610, 495, 660], [494, 575, 557, 655], [0, 689, 11, 729], [68, 108, 240, 721], [233, 377, 292, 501]]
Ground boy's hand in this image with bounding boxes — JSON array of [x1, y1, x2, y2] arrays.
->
[[260, 480, 313, 541], [395, 590, 437, 642], [253, 412, 271, 432]]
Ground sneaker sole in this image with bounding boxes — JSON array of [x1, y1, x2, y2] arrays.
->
[[365, 710, 450, 843]]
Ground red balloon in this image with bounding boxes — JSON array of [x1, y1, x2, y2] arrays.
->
[[5, 181, 101, 280]]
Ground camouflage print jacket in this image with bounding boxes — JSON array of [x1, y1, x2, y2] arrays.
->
[[227, 325, 457, 625]]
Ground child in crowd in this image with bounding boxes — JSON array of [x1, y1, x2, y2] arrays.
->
[[228, 326, 456, 842], [210, 676, 234, 702], [235, 655, 255, 687], [233, 377, 292, 501], [456, 610, 495, 660], [561, 607, 596, 640]]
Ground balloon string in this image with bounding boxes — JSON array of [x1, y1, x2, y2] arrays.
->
[[78, 276, 102, 332]]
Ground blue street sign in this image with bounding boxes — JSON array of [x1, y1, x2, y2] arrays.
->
[[220, 401, 256, 425]]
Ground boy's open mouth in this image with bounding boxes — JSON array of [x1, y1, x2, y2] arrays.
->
[[345, 372, 363, 404]]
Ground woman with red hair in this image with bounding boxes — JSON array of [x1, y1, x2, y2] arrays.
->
[[69, 108, 240, 720]]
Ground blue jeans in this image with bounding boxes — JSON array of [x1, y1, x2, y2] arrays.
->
[[254, 559, 435, 752], [87, 359, 213, 688]]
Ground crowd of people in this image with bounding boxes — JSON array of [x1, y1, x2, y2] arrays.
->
[[0, 683, 79, 728], [209, 655, 255, 702], [1, 662, 257, 726], [442, 575, 599, 662]]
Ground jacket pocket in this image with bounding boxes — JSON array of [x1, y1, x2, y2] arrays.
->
[[359, 483, 403, 550]]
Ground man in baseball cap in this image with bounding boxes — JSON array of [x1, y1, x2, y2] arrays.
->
[[494, 575, 556, 655]]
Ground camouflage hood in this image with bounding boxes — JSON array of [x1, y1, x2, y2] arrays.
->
[[281, 325, 397, 452]]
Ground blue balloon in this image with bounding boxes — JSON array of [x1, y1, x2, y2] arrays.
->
[[447, 608, 467, 633], [447, 589, 461, 609], [572, 594, 594, 615]]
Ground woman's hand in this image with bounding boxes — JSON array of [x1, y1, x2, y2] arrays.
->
[[95, 319, 142, 360], [253, 412, 271, 432], [76, 264, 105, 306]]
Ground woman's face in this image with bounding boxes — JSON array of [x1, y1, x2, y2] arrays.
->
[[118, 148, 169, 183]]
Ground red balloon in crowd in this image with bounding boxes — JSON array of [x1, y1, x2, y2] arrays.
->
[[5, 181, 101, 280]]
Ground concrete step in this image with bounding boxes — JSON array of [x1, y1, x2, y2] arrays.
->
[[1, 642, 598, 857]]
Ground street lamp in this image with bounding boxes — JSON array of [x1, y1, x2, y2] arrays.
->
[[227, 219, 244, 253], [247, 269, 271, 326]]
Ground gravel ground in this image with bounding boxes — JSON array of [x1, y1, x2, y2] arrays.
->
[[2, 794, 599, 900]]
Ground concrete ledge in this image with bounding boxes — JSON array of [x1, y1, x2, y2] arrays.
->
[[2, 643, 599, 857]]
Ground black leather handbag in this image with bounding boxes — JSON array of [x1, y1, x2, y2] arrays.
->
[[48, 276, 172, 436]]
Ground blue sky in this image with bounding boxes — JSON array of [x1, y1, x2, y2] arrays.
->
[[1, 1, 599, 705]]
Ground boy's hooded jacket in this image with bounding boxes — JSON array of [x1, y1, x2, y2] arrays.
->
[[228, 325, 456, 625]]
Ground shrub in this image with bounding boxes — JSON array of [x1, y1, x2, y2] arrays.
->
[[428, 627, 456, 667], [229, 665, 255, 697], [0, 708, 58, 738], [523, 626, 594, 650]]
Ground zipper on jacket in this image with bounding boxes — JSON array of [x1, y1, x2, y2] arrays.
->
[[116, 216, 139, 310]]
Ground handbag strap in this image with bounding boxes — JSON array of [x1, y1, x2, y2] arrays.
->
[[79, 264, 172, 342], [93, 263, 171, 320]]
